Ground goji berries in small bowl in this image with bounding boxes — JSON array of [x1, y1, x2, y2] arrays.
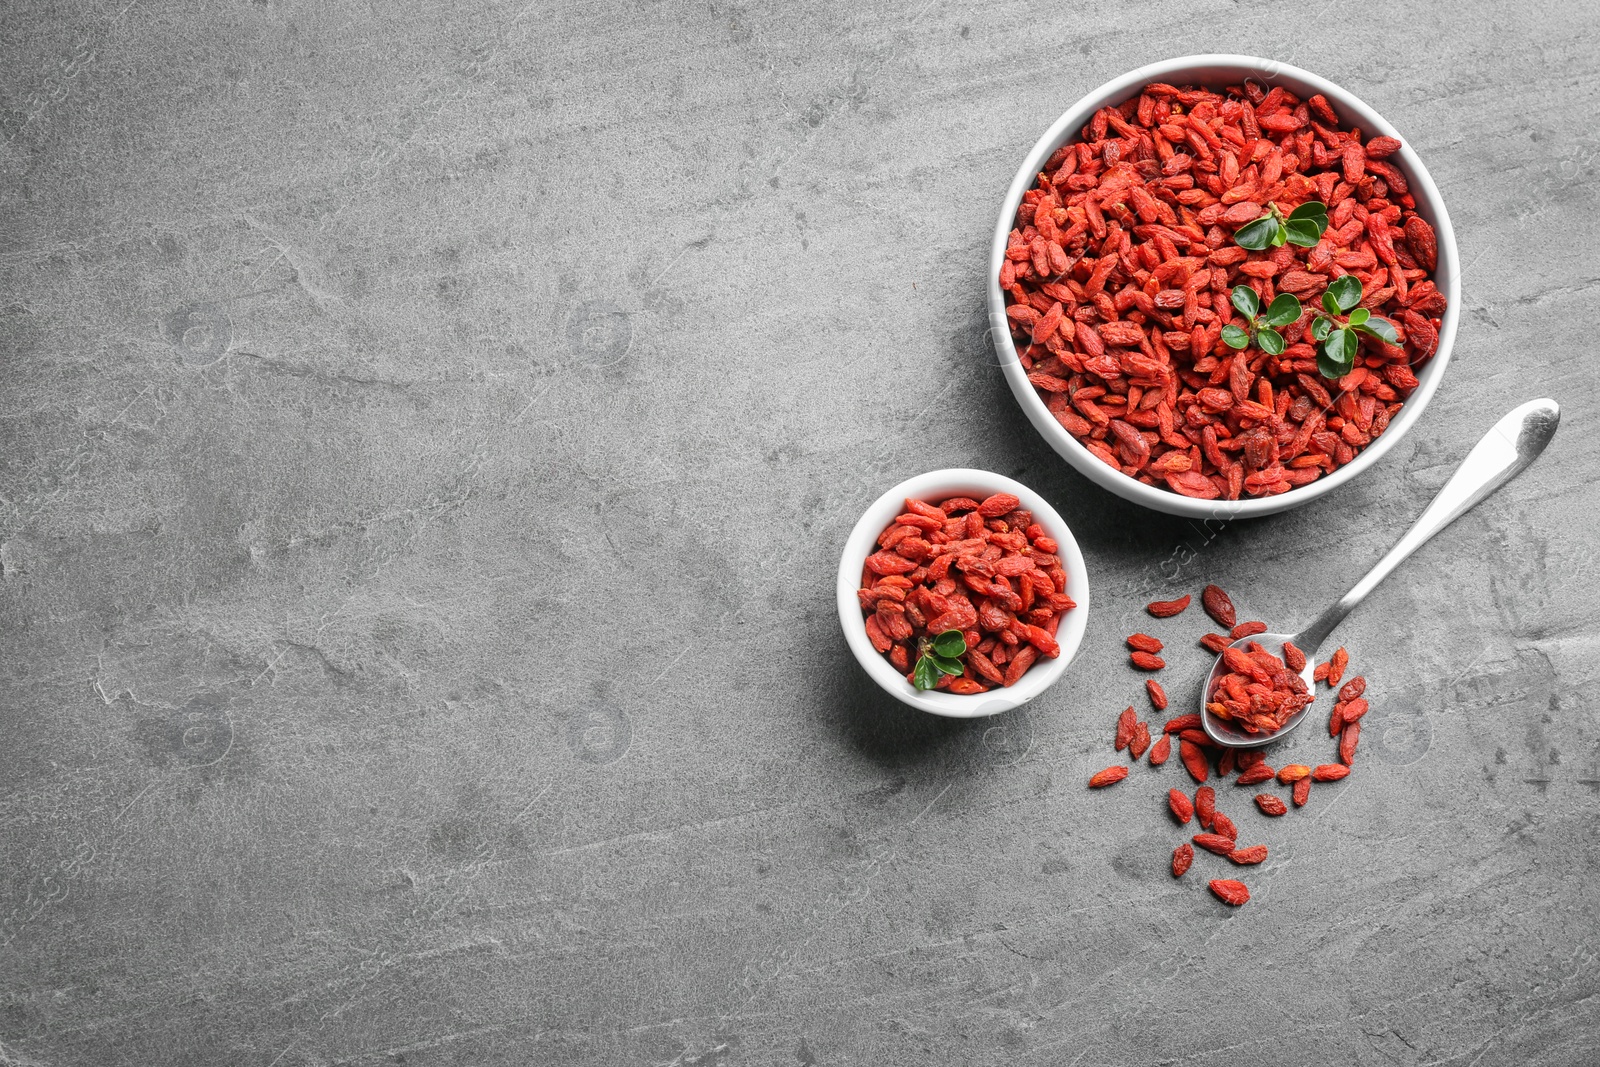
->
[[837, 469, 1090, 717], [988, 55, 1460, 518]]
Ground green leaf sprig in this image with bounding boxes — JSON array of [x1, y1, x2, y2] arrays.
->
[[1234, 201, 1329, 250], [912, 629, 968, 690], [1221, 285, 1301, 356], [1310, 275, 1399, 379]]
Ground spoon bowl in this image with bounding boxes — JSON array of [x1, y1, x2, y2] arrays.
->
[[1201, 633, 1317, 749]]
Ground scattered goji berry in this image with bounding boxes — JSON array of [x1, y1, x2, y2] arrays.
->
[[1179, 739, 1210, 783], [1148, 733, 1171, 766], [1236, 764, 1276, 786], [1327, 647, 1349, 687], [1168, 788, 1194, 824], [1146, 679, 1168, 711], [1129, 721, 1151, 760], [1312, 763, 1349, 782], [1209, 879, 1250, 906], [1212, 812, 1238, 841], [1147, 595, 1191, 617], [1202, 585, 1238, 629], [1255, 794, 1288, 816], [1127, 633, 1164, 653], [1173, 843, 1194, 877], [1193, 833, 1236, 855], [1163, 714, 1201, 734], [1130, 651, 1166, 671], [1228, 845, 1268, 865], [1277, 764, 1312, 784], [1089, 766, 1129, 788], [1340, 719, 1361, 765], [1195, 786, 1216, 830], [1292, 777, 1311, 806], [1115, 706, 1136, 750], [1230, 621, 1267, 639]]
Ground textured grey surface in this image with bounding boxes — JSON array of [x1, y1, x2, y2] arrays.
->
[[2, 2, 1599, 1065]]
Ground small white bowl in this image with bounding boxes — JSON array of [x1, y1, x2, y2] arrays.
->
[[836, 468, 1090, 717], [987, 54, 1460, 518]]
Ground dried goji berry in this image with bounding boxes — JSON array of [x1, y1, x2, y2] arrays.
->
[[1292, 777, 1311, 806], [1327, 646, 1349, 687], [1179, 739, 1210, 784], [1228, 845, 1268, 865], [1173, 843, 1194, 877], [1230, 621, 1267, 639], [1340, 697, 1369, 723], [1312, 763, 1349, 782], [1127, 633, 1164, 653], [1148, 732, 1171, 766], [1282, 641, 1307, 672], [1200, 633, 1232, 654], [1168, 788, 1194, 824], [1255, 794, 1287, 816], [1338, 676, 1367, 702], [1194, 786, 1216, 830], [1129, 721, 1152, 760], [1236, 764, 1276, 786], [1163, 714, 1201, 734], [1212, 812, 1238, 842], [1313, 661, 1330, 683], [1340, 719, 1361, 765], [1129, 651, 1166, 671], [1209, 879, 1250, 906], [1277, 764, 1311, 784], [1201, 585, 1237, 629], [1146, 679, 1168, 711], [1089, 766, 1129, 788], [1146, 595, 1191, 617], [1193, 833, 1236, 856], [1115, 706, 1136, 750]]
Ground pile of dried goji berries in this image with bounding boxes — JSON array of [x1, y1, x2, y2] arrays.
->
[[1000, 80, 1446, 499], [1088, 583, 1367, 906], [857, 493, 1078, 692]]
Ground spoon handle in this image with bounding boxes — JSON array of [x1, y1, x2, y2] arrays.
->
[[1297, 398, 1560, 653]]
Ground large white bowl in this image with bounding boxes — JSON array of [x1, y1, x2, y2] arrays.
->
[[836, 469, 1090, 718], [987, 55, 1460, 518]]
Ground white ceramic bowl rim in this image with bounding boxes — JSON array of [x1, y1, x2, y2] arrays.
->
[[836, 469, 1090, 718], [987, 54, 1461, 519]]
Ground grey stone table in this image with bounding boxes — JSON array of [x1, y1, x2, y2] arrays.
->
[[3, 2, 1598, 1064]]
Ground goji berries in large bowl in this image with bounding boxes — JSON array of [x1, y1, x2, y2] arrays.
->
[[837, 469, 1089, 717], [988, 55, 1459, 518]]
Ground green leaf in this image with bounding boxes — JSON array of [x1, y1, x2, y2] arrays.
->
[[1354, 315, 1400, 345], [1257, 327, 1286, 356], [1346, 307, 1370, 326], [1318, 327, 1358, 378], [1326, 274, 1363, 312], [1268, 223, 1288, 247], [1321, 292, 1341, 315], [1284, 218, 1323, 247], [1221, 324, 1251, 349], [912, 656, 941, 690], [1287, 200, 1328, 223], [930, 654, 965, 677], [1311, 316, 1333, 341], [1230, 285, 1260, 318], [1233, 216, 1279, 251], [1262, 293, 1302, 327], [931, 629, 967, 658]]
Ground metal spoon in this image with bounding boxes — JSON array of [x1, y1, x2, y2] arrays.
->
[[1201, 398, 1561, 748]]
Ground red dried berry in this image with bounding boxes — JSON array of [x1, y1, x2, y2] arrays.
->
[[1179, 739, 1210, 783], [1146, 679, 1168, 711], [1228, 845, 1268, 865], [1312, 763, 1350, 782], [1129, 651, 1166, 671], [1193, 833, 1236, 856], [1127, 633, 1164, 653], [1212, 812, 1238, 841], [1168, 788, 1194, 824], [1201, 585, 1237, 629], [1200, 633, 1232, 654], [1163, 714, 1201, 734], [1236, 764, 1276, 786], [1276, 764, 1312, 784], [1194, 786, 1216, 830], [1217, 748, 1236, 778], [1209, 879, 1250, 906], [1327, 646, 1349, 687], [1338, 676, 1367, 702], [1313, 661, 1331, 683], [1229, 621, 1267, 639], [1172, 843, 1194, 877], [1292, 777, 1311, 806], [1340, 719, 1361, 765], [1282, 641, 1307, 672], [1129, 721, 1152, 760], [1148, 733, 1172, 766], [1146, 595, 1191, 617], [1115, 706, 1136, 750], [1328, 704, 1345, 737], [1340, 697, 1369, 724], [1255, 794, 1288, 816], [1236, 749, 1266, 770], [976, 492, 1020, 518], [1089, 766, 1129, 788]]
